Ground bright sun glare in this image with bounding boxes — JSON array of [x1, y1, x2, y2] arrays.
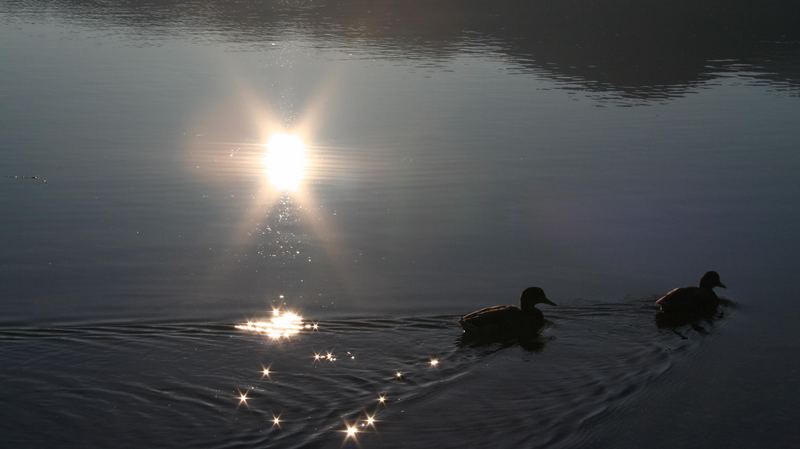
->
[[236, 309, 305, 340], [264, 133, 306, 191]]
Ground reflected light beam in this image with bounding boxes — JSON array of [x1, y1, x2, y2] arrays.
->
[[190, 69, 355, 297]]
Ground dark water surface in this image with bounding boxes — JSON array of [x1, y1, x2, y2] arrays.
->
[[1, 1, 799, 447]]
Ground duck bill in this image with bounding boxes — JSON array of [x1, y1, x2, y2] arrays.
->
[[542, 297, 557, 306], [717, 282, 727, 288]]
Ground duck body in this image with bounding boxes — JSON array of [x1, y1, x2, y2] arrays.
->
[[459, 287, 555, 340], [656, 271, 725, 318], [460, 305, 544, 339], [656, 287, 719, 315]]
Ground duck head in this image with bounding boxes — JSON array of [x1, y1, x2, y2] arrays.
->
[[520, 287, 556, 312], [699, 271, 726, 289]]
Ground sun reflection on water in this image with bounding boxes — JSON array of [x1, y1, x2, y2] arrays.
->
[[230, 301, 451, 446], [264, 133, 306, 191], [230, 311, 455, 447], [236, 309, 306, 339]]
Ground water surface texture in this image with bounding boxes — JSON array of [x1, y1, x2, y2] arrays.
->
[[0, 304, 735, 449], [1, 1, 799, 447]]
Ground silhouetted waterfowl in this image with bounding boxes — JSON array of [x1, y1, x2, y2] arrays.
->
[[656, 271, 726, 317], [459, 287, 556, 339]]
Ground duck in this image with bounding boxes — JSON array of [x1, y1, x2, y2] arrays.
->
[[459, 287, 556, 339], [655, 271, 726, 317]]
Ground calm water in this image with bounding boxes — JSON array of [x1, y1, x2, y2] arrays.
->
[[1, 1, 799, 447]]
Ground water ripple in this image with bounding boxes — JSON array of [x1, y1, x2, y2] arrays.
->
[[0, 302, 729, 448]]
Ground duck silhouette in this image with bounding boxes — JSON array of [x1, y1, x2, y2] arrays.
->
[[656, 271, 726, 318], [459, 287, 556, 340]]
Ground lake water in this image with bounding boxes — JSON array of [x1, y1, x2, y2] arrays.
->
[[1, 1, 799, 448]]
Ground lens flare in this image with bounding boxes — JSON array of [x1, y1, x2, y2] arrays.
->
[[264, 133, 306, 191]]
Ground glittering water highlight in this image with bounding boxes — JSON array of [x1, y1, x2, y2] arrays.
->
[[235, 308, 311, 340]]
